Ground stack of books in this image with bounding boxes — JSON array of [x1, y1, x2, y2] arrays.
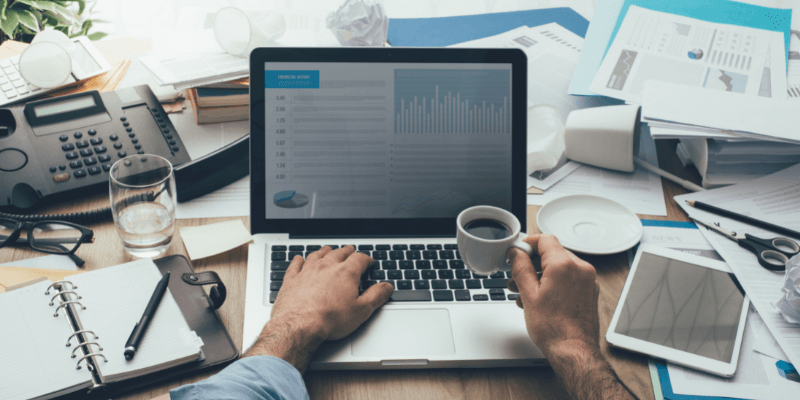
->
[[187, 79, 249, 124]]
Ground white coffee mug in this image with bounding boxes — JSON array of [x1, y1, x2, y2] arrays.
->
[[457, 206, 532, 275]]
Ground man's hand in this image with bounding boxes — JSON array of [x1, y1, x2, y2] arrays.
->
[[508, 235, 636, 400], [244, 246, 394, 373]]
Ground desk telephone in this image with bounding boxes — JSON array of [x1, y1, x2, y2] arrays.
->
[[0, 85, 190, 209]]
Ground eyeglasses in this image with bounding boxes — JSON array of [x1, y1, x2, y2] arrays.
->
[[0, 219, 94, 267]]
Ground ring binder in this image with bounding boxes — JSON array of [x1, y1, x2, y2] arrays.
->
[[45, 280, 77, 294], [54, 300, 85, 317], [50, 290, 81, 305], [75, 353, 108, 370], [72, 342, 103, 358], [66, 330, 99, 347]]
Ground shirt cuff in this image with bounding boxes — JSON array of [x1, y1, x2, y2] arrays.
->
[[170, 356, 308, 400]]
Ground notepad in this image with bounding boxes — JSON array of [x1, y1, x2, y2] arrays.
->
[[0, 259, 202, 400]]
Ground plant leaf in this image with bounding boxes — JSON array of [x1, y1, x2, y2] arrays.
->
[[0, 7, 20, 37], [87, 31, 107, 41], [0, 0, 7, 21], [9, 9, 39, 32]]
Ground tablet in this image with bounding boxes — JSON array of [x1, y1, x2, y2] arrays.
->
[[606, 244, 749, 377]]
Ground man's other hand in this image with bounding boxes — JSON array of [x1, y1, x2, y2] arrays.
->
[[507, 234, 600, 356]]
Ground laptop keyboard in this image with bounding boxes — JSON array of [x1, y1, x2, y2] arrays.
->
[[267, 243, 519, 303]]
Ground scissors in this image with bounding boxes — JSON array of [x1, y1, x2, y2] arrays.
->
[[694, 219, 800, 272]]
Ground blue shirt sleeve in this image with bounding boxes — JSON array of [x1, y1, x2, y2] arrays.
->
[[170, 356, 309, 400]]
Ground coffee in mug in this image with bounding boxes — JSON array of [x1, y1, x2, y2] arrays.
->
[[456, 206, 533, 275], [463, 219, 513, 240]]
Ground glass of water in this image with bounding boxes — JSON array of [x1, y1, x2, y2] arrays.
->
[[109, 155, 176, 258]]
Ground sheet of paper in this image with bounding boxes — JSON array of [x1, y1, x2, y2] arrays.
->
[[753, 311, 791, 361], [529, 125, 667, 216], [0, 266, 81, 294], [643, 81, 800, 144], [636, 220, 722, 261], [789, 29, 800, 100], [667, 305, 800, 399], [675, 164, 800, 369], [180, 219, 253, 260], [1, 254, 79, 271], [590, 5, 787, 104], [175, 176, 250, 219]]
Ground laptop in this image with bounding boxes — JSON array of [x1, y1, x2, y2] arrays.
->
[[243, 47, 545, 369]]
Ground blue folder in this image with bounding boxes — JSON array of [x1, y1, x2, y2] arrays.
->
[[387, 7, 590, 46]]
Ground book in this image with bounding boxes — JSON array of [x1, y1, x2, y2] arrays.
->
[[199, 78, 249, 89], [195, 87, 249, 108], [187, 88, 248, 124], [0, 259, 203, 400]]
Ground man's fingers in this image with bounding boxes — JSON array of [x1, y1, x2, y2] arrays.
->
[[510, 248, 539, 295], [537, 234, 574, 274], [515, 296, 524, 309], [346, 252, 375, 276], [507, 278, 519, 293], [357, 282, 394, 317], [305, 246, 332, 263], [283, 255, 305, 281], [325, 245, 356, 263]]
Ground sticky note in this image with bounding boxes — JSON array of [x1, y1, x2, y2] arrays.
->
[[180, 220, 253, 260]]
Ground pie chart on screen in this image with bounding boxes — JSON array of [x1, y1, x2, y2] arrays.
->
[[274, 190, 309, 208]]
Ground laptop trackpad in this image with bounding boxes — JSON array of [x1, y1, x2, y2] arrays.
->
[[351, 309, 456, 358]]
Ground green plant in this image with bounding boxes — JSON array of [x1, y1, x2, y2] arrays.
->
[[0, 0, 107, 44]]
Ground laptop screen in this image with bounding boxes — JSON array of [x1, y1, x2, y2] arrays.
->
[[262, 62, 513, 220]]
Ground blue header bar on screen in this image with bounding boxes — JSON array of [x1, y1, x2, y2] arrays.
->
[[265, 70, 320, 88]]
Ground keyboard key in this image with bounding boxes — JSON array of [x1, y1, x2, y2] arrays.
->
[[473, 273, 488, 279], [271, 245, 287, 251], [367, 260, 380, 270], [491, 293, 507, 301], [431, 280, 447, 289], [466, 280, 482, 289], [507, 271, 514, 278], [270, 272, 285, 281], [456, 251, 461, 259], [65, 151, 79, 160], [358, 244, 374, 250], [271, 252, 286, 261], [98, 154, 111, 162], [370, 270, 386, 280], [483, 279, 509, 288], [62, 143, 75, 151], [387, 270, 402, 280], [410, 244, 425, 250], [489, 289, 505, 295], [422, 250, 438, 259], [405, 250, 421, 260], [421, 270, 437, 280], [438, 270, 454, 279], [304, 251, 315, 258], [490, 272, 505, 279], [90, 138, 103, 145], [427, 244, 443, 250], [372, 251, 388, 260], [83, 157, 97, 166], [392, 244, 408, 251], [271, 261, 290, 270], [357, 250, 370, 256], [289, 245, 304, 251], [389, 250, 404, 260], [270, 281, 282, 291], [69, 160, 83, 169], [362, 280, 378, 290], [415, 260, 431, 269], [94, 146, 107, 154], [399, 261, 414, 270], [75, 140, 89, 148], [473, 294, 489, 301], [379, 280, 395, 289], [433, 290, 454, 301], [269, 291, 278, 303], [448, 280, 464, 289], [404, 270, 420, 280], [325, 245, 339, 249], [87, 166, 101, 175], [73, 169, 87, 178], [397, 280, 412, 290], [456, 270, 471, 279], [414, 280, 430, 290], [307, 245, 322, 251], [389, 290, 431, 302], [449, 260, 465, 269], [508, 294, 520, 300], [288, 251, 304, 259], [454, 290, 471, 301], [382, 260, 398, 270], [439, 250, 455, 259], [432, 260, 448, 269], [444, 244, 459, 250], [79, 149, 93, 157]]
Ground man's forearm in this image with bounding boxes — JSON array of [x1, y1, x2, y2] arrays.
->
[[544, 340, 637, 400], [243, 315, 324, 374]]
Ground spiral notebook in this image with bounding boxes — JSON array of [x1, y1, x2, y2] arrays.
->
[[0, 259, 203, 400]]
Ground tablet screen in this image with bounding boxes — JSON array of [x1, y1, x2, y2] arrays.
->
[[614, 252, 745, 363]]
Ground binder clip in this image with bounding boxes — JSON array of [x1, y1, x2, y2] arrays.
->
[[181, 271, 226, 309]]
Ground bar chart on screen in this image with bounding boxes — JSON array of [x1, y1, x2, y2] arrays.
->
[[394, 69, 511, 134]]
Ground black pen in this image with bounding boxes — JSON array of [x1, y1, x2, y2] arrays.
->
[[124, 272, 170, 361], [686, 200, 800, 240]]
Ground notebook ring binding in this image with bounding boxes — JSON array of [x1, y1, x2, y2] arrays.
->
[[66, 330, 98, 347], [71, 342, 103, 358], [75, 353, 107, 370], [45, 280, 77, 294], [50, 291, 81, 306], [54, 301, 86, 317]]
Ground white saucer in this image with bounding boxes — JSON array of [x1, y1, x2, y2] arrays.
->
[[536, 195, 642, 255]]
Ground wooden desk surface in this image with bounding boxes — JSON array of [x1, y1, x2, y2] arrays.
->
[[0, 140, 698, 400]]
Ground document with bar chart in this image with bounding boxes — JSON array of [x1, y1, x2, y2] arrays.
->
[[262, 62, 514, 219]]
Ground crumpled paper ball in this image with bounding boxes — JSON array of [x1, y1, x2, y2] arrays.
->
[[774, 254, 800, 324], [326, 0, 388, 46]]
